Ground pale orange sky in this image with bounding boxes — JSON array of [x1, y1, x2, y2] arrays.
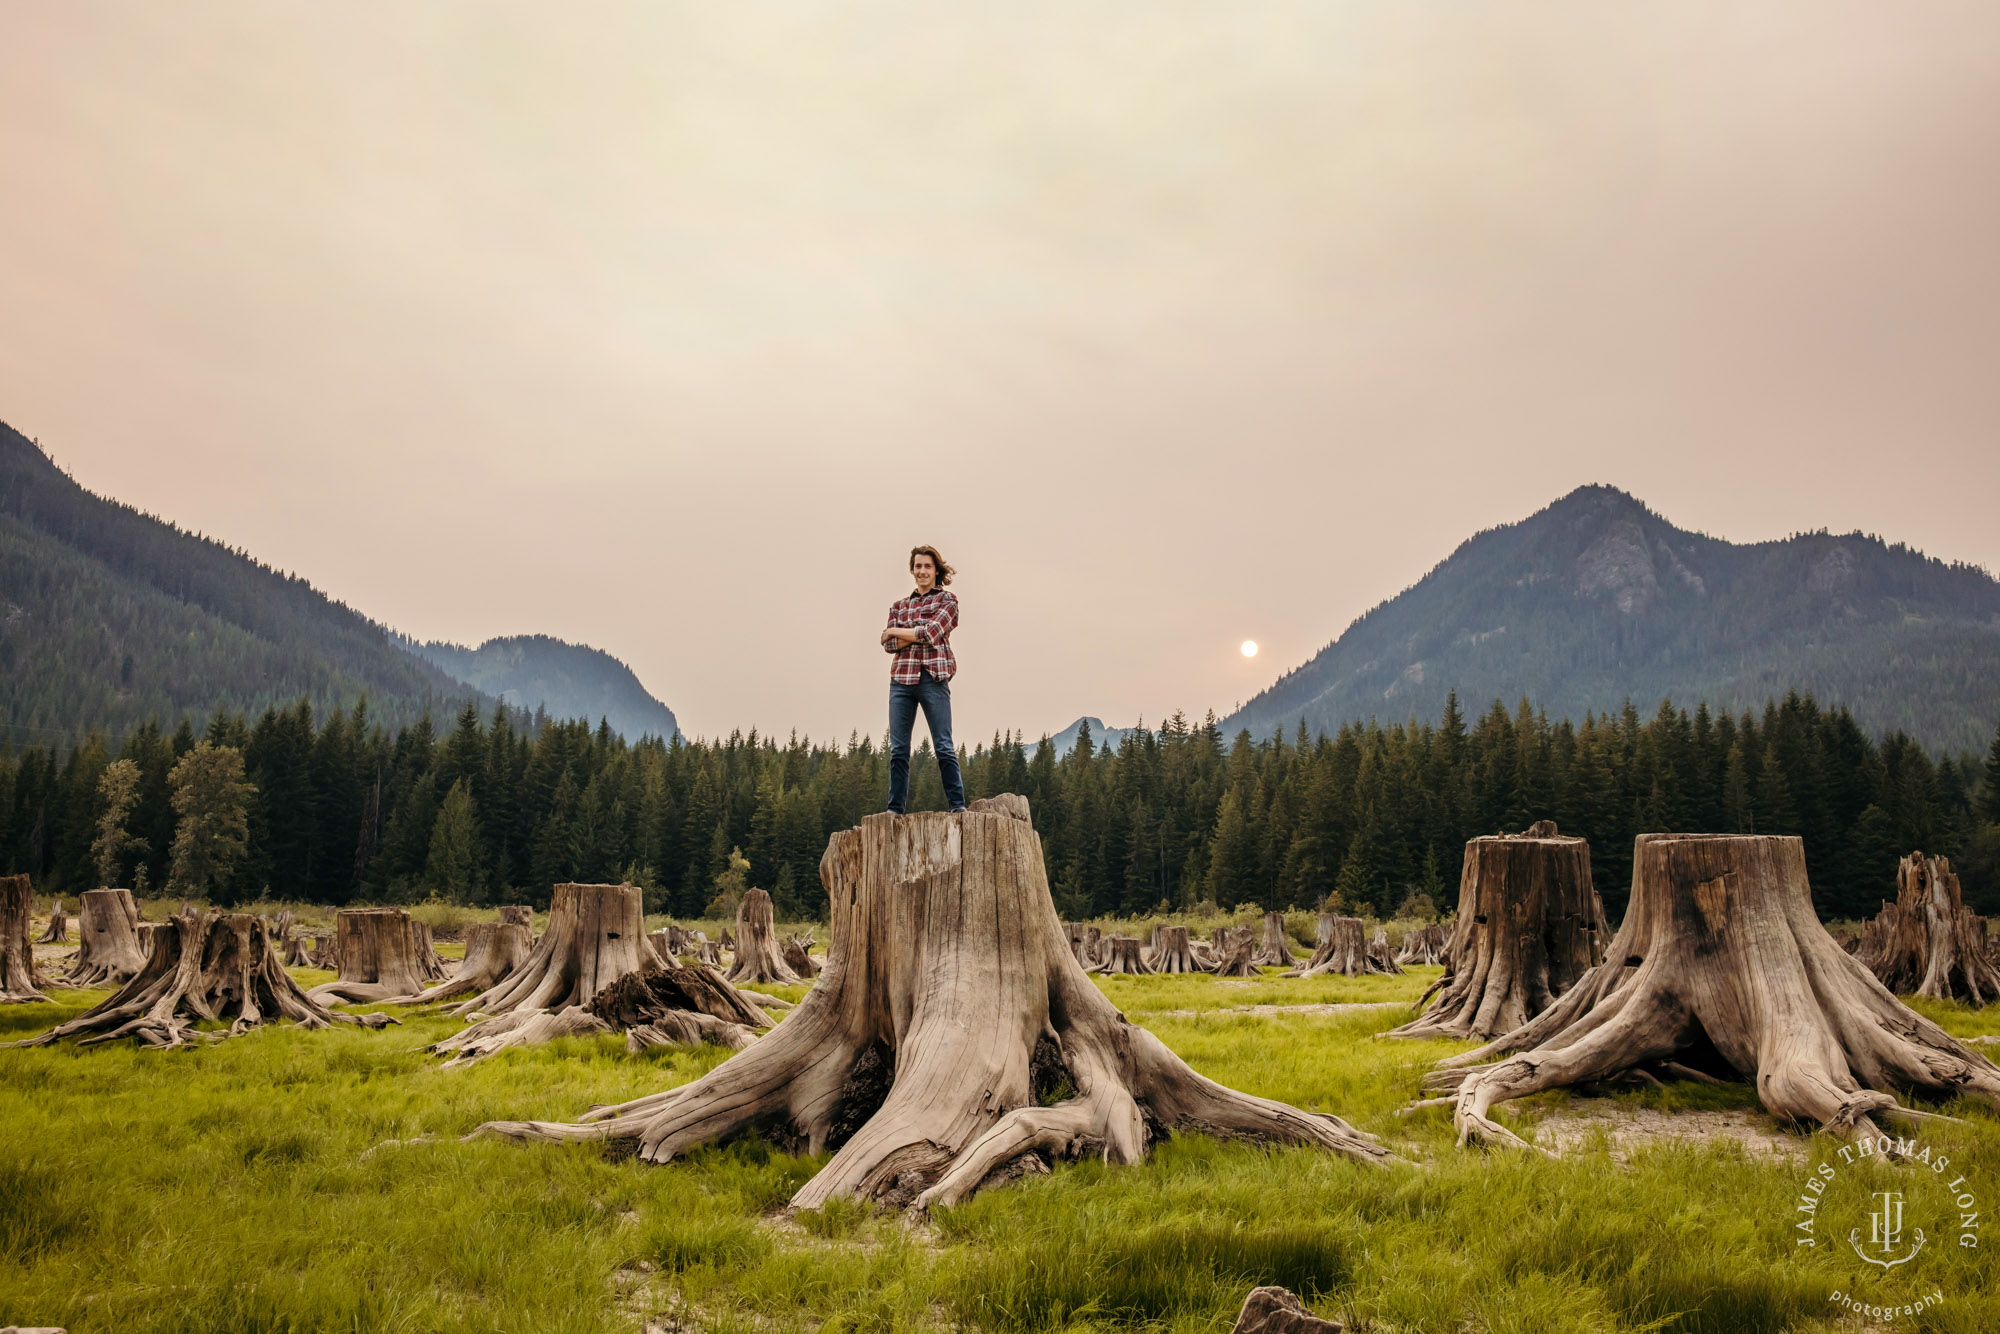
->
[[3, 3, 1997, 741]]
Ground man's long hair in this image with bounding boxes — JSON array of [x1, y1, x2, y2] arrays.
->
[[909, 544, 954, 587]]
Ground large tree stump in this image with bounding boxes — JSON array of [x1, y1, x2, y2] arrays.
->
[[1286, 916, 1374, 978], [1250, 912, 1297, 968], [1209, 928, 1258, 977], [447, 882, 648, 1018], [725, 888, 800, 986], [1387, 826, 1603, 1042], [1093, 936, 1154, 976], [1395, 923, 1447, 966], [1421, 834, 2000, 1151], [470, 795, 1390, 1208], [413, 921, 451, 983], [1857, 853, 2000, 1007], [37, 899, 67, 944], [389, 921, 533, 1005], [1366, 927, 1403, 975], [1, 874, 49, 1004], [307, 908, 430, 1005], [11, 912, 398, 1048], [433, 956, 773, 1064], [66, 888, 148, 989], [1147, 925, 1202, 973]]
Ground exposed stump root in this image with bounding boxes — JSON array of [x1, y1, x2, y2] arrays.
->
[[1366, 927, 1404, 975], [37, 899, 68, 945], [1418, 834, 2000, 1152], [10, 912, 399, 1048], [469, 794, 1392, 1209], [1396, 923, 1447, 967], [1389, 825, 1605, 1041], [448, 883, 649, 1018], [725, 888, 800, 985], [1093, 936, 1154, 975], [1, 875, 50, 1003], [1209, 929, 1258, 977], [1857, 852, 1999, 1007], [1251, 912, 1297, 969]]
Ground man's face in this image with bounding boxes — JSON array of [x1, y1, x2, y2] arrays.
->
[[912, 554, 935, 588]]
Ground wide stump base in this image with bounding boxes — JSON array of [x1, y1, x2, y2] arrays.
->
[[473, 795, 1390, 1208], [1422, 835, 2000, 1152]]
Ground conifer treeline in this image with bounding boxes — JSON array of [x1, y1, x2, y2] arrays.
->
[[3, 691, 1997, 921]]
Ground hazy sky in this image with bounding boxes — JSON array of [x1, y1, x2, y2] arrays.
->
[[3, 4, 1997, 742]]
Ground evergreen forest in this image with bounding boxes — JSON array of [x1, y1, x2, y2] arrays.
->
[[6, 689, 1998, 923]]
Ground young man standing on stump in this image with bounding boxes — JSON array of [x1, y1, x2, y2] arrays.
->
[[880, 544, 966, 814]]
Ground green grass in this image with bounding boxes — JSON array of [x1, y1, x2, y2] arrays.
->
[[2, 968, 1998, 1333]]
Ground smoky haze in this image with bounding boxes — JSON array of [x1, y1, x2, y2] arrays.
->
[[2, 3, 1996, 742]]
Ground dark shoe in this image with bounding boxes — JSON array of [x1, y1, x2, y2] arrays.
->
[[949, 804, 968, 813], [885, 807, 904, 816]]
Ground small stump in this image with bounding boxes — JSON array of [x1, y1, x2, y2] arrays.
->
[[725, 888, 799, 986], [1, 874, 49, 1004], [66, 888, 148, 989], [1857, 852, 1999, 1007]]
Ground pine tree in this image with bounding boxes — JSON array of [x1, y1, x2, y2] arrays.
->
[[425, 778, 482, 901], [91, 757, 147, 887]]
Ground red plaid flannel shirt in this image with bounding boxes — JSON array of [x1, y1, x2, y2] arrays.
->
[[884, 586, 959, 684]]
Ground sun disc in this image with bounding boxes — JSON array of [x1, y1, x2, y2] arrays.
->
[[1240, 640, 1259, 658]]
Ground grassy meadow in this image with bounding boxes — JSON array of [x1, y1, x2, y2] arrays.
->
[[4, 930, 2000, 1333]]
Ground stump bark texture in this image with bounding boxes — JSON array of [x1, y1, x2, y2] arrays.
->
[[307, 908, 430, 1005], [1396, 924, 1447, 966], [1389, 827, 1603, 1042], [1857, 853, 1999, 1007], [66, 889, 147, 988], [782, 932, 821, 979], [12, 912, 398, 1048], [725, 888, 799, 985], [1, 875, 49, 1004], [1424, 834, 2000, 1150], [471, 795, 1389, 1207]]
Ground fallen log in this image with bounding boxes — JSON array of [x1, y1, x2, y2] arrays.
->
[[468, 795, 1391, 1208]]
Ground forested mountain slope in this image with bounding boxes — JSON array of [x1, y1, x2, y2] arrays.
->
[[1226, 485, 2000, 754], [403, 634, 678, 741], [0, 421, 482, 741]]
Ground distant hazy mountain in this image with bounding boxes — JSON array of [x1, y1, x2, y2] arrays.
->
[[1223, 485, 2000, 754], [0, 420, 482, 741], [1036, 716, 1134, 757], [401, 634, 678, 741]]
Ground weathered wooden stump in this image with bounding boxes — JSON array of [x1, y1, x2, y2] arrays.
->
[[1395, 923, 1447, 966], [37, 898, 67, 944], [390, 921, 532, 1005], [1388, 825, 1603, 1041], [1287, 916, 1372, 978], [1209, 927, 1258, 977], [307, 908, 430, 1005], [446, 882, 649, 1019], [308, 932, 339, 969], [1148, 925, 1202, 973], [11, 912, 398, 1048], [413, 921, 450, 983], [1231, 1285, 1344, 1334], [470, 795, 1391, 1207], [1421, 834, 2000, 1150], [725, 888, 800, 986], [782, 931, 821, 980], [1251, 912, 1297, 968], [1366, 926, 1403, 974], [1, 874, 49, 1004], [273, 912, 313, 967], [1093, 935, 1154, 975], [1856, 853, 1999, 1007], [66, 888, 148, 988], [499, 904, 535, 931]]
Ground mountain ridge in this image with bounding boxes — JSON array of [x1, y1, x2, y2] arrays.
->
[[401, 633, 678, 741], [1223, 485, 2000, 753]]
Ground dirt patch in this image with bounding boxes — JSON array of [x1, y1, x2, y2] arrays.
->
[[1530, 1102, 1805, 1163], [1146, 1001, 1408, 1020]]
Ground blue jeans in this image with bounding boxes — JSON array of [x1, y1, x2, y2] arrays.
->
[[887, 670, 965, 812]]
